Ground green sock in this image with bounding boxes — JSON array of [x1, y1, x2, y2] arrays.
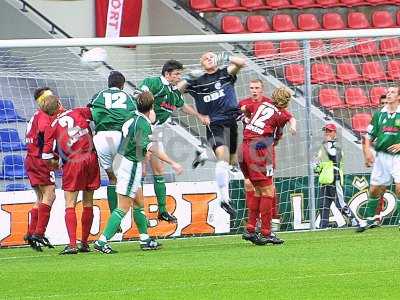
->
[[107, 185, 118, 213], [133, 207, 148, 234], [365, 196, 379, 219], [103, 208, 126, 240], [153, 175, 166, 213]]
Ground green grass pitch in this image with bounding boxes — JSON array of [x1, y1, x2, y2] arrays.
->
[[0, 227, 399, 299]]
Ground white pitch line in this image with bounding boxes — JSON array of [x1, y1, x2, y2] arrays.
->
[[9, 268, 400, 300]]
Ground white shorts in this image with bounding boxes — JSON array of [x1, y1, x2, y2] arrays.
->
[[152, 123, 165, 152], [114, 155, 142, 198], [370, 152, 400, 186], [93, 131, 122, 170]]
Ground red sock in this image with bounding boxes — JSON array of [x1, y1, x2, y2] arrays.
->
[[65, 208, 77, 248], [34, 203, 51, 236], [81, 207, 93, 245], [28, 208, 38, 236], [260, 196, 273, 237], [246, 191, 259, 233], [271, 191, 279, 220], [375, 196, 385, 221]]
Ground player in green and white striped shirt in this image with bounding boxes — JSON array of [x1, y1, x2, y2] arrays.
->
[[357, 86, 400, 232], [94, 91, 183, 253]]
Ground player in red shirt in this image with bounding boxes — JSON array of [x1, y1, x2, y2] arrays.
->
[[40, 95, 100, 254], [25, 88, 57, 251], [239, 87, 295, 245]]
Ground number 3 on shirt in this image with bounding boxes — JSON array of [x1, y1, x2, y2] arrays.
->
[[104, 92, 127, 109], [250, 104, 275, 129]]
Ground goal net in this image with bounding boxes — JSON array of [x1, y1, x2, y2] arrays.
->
[[0, 30, 399, 247]]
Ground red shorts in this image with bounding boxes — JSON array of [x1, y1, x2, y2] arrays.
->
[[62, 152, 100, 192], [239, 141, 273, 187], [25, 155, 55, 187]]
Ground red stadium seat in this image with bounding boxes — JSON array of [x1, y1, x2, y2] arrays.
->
[[380, 38, 400, 55], [337, 62, 361, 82], [221, 16, 245, 33], [318, 88, 345, 108], [369, 87, 387, 106], [280, 40, 300, 53], [311, 63, 336, 83], [322, 13, 346, 30], [330, 39, 355, 56], [253, 41, 278, 58], [284, 64, 305, 85], [397, 11, 400, 26], [351, 113, 372, 133], [272, 14, 297, 31], [190, 0, 220, 12], [246, 15, 271, 32], [362, 61, 386, 82], [387, 60, 400, 80], [298, 14, 321, 31], [310, 39, 325, 49], [366, 0, 394, 5], [266, 0, 293, 8], [340, 0, 366, 6], [348, 12, 370, 29], [216, 0, 246, 10], [241, 0, 267, 10], [315, 0, 340, 7], [355, 38, 378, 55], [291, 0, 317, 8], [372, 11, 396, 28], [344, 88, 369, 106]]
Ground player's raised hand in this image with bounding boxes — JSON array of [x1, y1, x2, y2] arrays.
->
[[364, 150, 375, 167], [212, 52, 231, 66], [388, 143, 400, 154], [171, 162, 183, 175]]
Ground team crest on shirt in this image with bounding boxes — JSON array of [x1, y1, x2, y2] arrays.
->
[[215, 81, 221, 89], [395, 119, 400, 127]]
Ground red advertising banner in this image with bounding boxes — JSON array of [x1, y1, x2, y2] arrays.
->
[[95, 0, 142, 37]]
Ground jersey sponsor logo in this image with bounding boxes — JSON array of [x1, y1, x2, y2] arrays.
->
[[160, 101, 177, 112], [382, 126, 400, 133], [203, 89, 225, 103]]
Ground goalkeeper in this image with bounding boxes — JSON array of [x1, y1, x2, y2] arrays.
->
[[357, 87, 400, 232], [139, 59, 208, 223], [178, 51, 246, 217], [94, 91, 183, 253]]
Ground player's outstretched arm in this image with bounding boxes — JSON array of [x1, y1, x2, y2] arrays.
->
[[288, 117, 297, 135], [362, 135, 374, 167], [227, 55, 246, 76], [181, 104, 210, 125], [149, 146, 183, 175]]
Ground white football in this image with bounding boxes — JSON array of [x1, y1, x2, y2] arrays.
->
[[80, 47, 107, 69]]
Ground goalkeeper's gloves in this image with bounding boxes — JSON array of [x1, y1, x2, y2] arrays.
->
[[212, 52, 232, 66], [182, 69, 204, 82]]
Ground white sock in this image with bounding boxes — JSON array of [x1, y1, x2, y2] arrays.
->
[[215, 160, 230, 203], [99, 234, 107, 242], [140, 233, 149, 241]]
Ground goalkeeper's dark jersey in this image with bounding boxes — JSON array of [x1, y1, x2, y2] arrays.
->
[[186, 67, 238, 124]]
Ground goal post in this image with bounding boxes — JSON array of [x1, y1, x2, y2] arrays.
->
[[0, 28, 399, 247]]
